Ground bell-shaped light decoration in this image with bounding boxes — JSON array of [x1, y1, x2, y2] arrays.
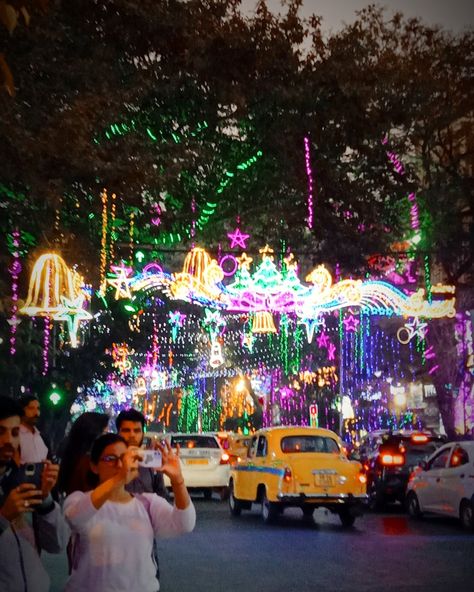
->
[[182, 247, 212, 283], [251, 311, 277, 334], [20, 253, 77, 316]]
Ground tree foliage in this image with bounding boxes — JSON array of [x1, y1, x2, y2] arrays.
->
[[0, 1, 472, 436]]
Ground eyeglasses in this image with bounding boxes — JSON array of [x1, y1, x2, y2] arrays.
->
[[99, 454, 125, 465]]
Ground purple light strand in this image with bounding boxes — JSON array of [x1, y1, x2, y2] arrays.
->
[[304, 136, 314, 229], [9, 230, 21, 355], [381, 136, 420, 232], [42, 317, 50, 376]]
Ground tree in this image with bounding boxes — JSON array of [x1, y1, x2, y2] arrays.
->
[[0, 1, 472, 436]]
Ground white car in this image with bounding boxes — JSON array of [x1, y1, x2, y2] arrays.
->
[[406, 440, 474, 530], [164, 433, 230, 499]]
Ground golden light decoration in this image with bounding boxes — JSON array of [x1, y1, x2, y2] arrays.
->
[[169, 247, 224, 303], [20, 253, 79, 316], [251, 311, 277, 333], [182, 247, 212, 282]]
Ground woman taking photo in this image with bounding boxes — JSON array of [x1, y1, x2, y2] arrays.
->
[[63, 433, 196, 592]]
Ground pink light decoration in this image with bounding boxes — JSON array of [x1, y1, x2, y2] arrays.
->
[[227, 227, 249, 250], [42, 317, 50, 375], [316, 331, 330, 348], [9, 230, 21, 355], [327, 342, 336, 361], [304, 136, 314, 229], [143, 262, 163, 274], [428, 365, 440, 375], [219, 255, 238, 277], [408, 192, 420, 231], [343, 314, 360, 332]]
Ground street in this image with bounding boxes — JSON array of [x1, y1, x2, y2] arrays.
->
[[44, 495, 473, 592]]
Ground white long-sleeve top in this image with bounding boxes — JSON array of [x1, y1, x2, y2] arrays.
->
[[64, 490, 196, 592]]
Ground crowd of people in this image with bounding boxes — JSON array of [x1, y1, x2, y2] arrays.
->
[[0, 396, 196, 592]]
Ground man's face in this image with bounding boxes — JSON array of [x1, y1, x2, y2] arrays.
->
[[0, 415, 20, 467], [118, 420, 144, 447], [22, 399, 40, 426]]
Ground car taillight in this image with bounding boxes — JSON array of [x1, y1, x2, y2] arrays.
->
[[380, 453, 405, 466], [220, 453, 230, 464], [283, 467, 292, 483], [411, 434, 429, 444]]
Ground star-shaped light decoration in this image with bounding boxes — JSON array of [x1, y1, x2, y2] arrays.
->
[[236, 252, 253, 270], [259, 244, 274, 261], [53, 294, 93, 348], [343, 314, 360, 332], [327, 342, 337, 361], [168, 311, 186, 342], [299, 317, 324, 343], [108, 263, 134, 300], [316, 331, 330, 348], [241, 332, 255, 352], [227, 227, 250, 250], [397, 317, 428, 344], [284, 253, 298, 271]]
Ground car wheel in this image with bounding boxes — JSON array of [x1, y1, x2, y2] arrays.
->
[[302, 506, 315, 524], [459, 500, 474, 531], [228, 481, 242, 517], [368, 490, 384, 512], [261, 491, 278, 524], [339, 508, 356, 528], [219, 486, 230, 501], [202, 489, 212, 500], [406, 492, 423, 519]]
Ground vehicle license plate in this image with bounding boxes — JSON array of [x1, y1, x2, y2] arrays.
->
[[315, 474, 334, 487], [186, 459, 209, 465]]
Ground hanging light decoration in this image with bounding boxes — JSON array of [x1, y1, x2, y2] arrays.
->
[[252, 311, 277, 334], [20, 253, 78, 316]]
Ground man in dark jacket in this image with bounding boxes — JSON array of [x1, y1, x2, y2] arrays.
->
[[0, 396, 66, 592]]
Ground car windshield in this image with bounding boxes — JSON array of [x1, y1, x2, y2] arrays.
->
[[280, 435, 340, 454], [171, 435, 220, 449], [404, 442, 440, 464]]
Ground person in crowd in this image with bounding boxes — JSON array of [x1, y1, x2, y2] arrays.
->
[[57, 411, 109, 496], [116, 408, 168, 498], [0, 396, 66, 592], [64, 432, 195, 591], [19, 395, 49, 463]]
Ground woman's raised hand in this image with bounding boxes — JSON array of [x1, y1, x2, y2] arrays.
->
[[154, 440, 184, 485], [118, 446, 141, 485]]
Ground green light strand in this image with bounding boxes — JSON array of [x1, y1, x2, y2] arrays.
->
[[424, 255, 432, 304], [279, 314, 289, 376]]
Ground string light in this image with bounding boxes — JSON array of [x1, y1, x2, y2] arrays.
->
[[9, 230, 21, 355], [99, 189, 108, 295], [304, 136, 314, 229], [109, 192, 117, 263]]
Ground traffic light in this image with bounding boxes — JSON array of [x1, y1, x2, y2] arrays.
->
[[47, 384, 63, 406]]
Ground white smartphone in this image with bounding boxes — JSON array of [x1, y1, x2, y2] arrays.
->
[[138, 450, 162, 469]]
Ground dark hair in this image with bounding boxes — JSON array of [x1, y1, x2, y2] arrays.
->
[[0, 396, 23, 422], [90, 433, 127, 465], [115, 408, 146, 431], [57, 412, 109, 494], [19, 394, 39, 411]]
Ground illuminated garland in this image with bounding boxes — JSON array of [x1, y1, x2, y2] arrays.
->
[[99, 189, 108, 295], [9, 230, 21, 355], [128, 247, 455, 320], [304, 136, 314, 229]]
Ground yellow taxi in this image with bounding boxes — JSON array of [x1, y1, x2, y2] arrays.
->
[[227, 433, 252, 464], [229, 426, 367, 526]]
